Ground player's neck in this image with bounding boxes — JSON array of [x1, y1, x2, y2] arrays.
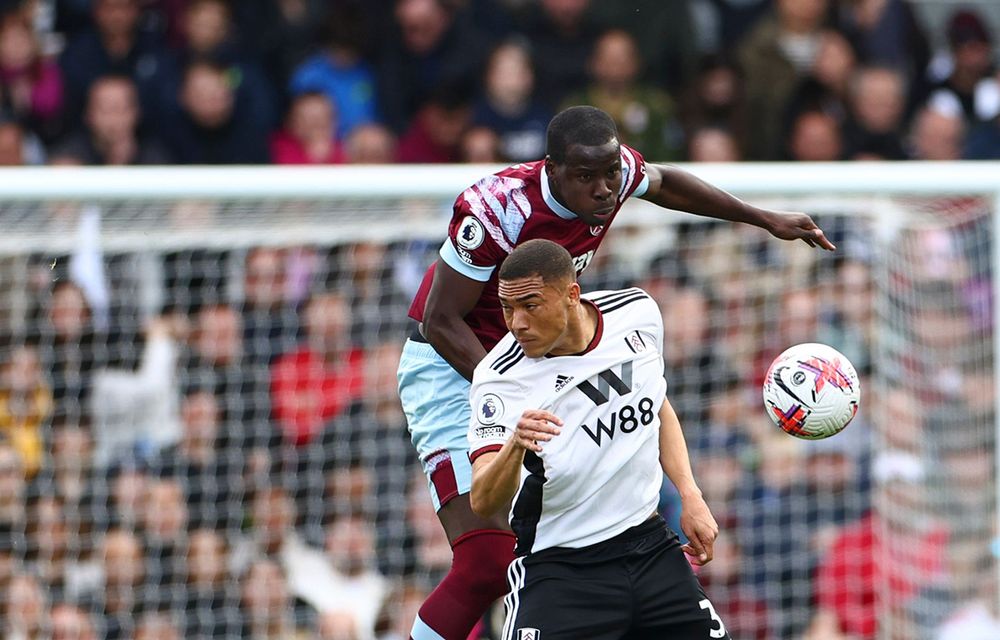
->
[[548, 301, 599, 357]]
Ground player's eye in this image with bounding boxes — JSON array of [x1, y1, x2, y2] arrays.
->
[[578, 173, 592, 182], [525, 303, 539, 311]]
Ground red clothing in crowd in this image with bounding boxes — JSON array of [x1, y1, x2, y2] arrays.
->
[[270, 347, 365, 445], [269, 130, 345, 164], [815, 511, 949, 639]]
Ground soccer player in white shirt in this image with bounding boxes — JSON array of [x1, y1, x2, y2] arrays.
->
[[469, 239, 729, 639]]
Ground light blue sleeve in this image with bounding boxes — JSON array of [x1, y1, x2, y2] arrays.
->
[[439, 240, 496, 282], [631, 173, 650, 199]]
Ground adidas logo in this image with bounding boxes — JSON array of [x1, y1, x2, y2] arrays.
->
[[555, 374, 574, 391]]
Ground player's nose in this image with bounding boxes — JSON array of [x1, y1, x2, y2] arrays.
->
[[593, 180, 613, 200]]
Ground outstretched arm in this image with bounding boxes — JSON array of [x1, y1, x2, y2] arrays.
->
[[423, 261, 489, 381], [641, 163, 836, 250], [658, 397, 719, 565]]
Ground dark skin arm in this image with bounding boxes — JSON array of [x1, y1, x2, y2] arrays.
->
[[641, 163, 837, 250], [422, 260, 489, 381]]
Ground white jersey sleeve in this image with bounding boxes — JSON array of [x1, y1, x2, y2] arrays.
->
[[468, 342, 531, 463]]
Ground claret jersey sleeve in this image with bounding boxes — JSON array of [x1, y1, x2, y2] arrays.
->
[[438, 187, 512, 283]]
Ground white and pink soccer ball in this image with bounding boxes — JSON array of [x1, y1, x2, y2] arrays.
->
[[762, 343, 861, 440]]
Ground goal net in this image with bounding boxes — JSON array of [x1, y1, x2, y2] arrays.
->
[[0, 165, 994, 640]]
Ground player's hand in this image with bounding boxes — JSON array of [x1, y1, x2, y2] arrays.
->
[[765, 211, 836, 251], [511, 409, 563, 453], [679, 494, 719, 566]]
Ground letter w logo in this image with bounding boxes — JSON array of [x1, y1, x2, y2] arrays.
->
[[576, 362, 633, 406]]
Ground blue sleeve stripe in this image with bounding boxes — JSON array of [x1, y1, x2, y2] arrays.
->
[[632, 173, 650, 198], [439, 241, 495, 282]]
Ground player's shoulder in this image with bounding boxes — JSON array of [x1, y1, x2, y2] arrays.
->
[[585, 287, 655, 314], [459, 160, 541, 203], [474, 333, 530, 382]]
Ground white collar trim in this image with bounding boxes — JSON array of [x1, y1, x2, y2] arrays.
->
[[541, 164, 579, 220]]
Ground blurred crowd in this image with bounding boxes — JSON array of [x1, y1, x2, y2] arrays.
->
[[0, 204, 995, 640], [0, 0, 999, 639], [0, 0, 996, 167]]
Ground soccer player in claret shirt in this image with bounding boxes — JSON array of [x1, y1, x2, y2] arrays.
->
[[397, 105, 832, 640], [469, 239, 729, 639]]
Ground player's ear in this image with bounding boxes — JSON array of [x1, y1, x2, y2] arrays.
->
[[566, 281, 581, 305]]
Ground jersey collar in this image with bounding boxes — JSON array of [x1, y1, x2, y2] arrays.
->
[[547, 299, 604, 357], [541, 164, 580, 220]]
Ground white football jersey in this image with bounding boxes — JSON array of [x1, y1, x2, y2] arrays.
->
[[468, 288, 667, 555]]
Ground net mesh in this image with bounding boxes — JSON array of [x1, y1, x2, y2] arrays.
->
[[0, 188, 994, 640]]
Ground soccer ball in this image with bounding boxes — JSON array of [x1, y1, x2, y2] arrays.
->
[[762, 343, 861, 439]]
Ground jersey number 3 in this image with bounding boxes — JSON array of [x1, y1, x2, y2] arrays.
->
[[699, 599, 728, 639]]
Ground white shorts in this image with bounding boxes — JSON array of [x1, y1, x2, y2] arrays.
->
[[397, 338, 473, 511]]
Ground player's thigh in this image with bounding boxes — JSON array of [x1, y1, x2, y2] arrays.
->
[[501, 556, 631, 640], [397, 338, 472, 509], [628, 525, 732, 640]]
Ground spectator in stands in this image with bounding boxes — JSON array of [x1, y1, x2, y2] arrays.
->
[[687, 126, 741, 162], [59, 0, 177, 130], [738, 0, 829, 159], [396, 89, 470, 163], [331, 241, 410, 344], [788, 110, 844, 161], [833, 0, 930, 95], [471, 39, 550, 162], [926, 10, 996, 126], [185, 303, 250, 424], [36, 281, 104, 421], [289, 3, 378, 140], [0, 439, 28, 536], [51, 75, 171, 165], [178, 0, 277, 131], [566, 28, 682, 161], [589, 0, 698, 91], [90, 315, 182, 468], [239, 558, 309, 640], [679, 55, 747, 155], [270, 292, 364, 446], [843, 65, 908, 159], [151, 389, 240, 530], [404, 469, 451, 585], [0, 8, 63, 141], [964, 110, 1000, 159], [3, 572, 49, 640], [659, 286, 718, 427], [343, 123, 397, 164], [166, 59, 269, 164], [231, 0, 327, 100], [232, 485, 325, 577], [50, 602, 99, 640], [380, 582, 431, 640], [0, 118, 39, 165], [786, 30, 857, 130], [270, 92, 344, 165], [134, 612, 182, 640], [45, 422, 102, 545], [378, 0, 486, 133], [517, 0, 599, 108], [810, 451, 950, 640], [737, 434, 817, 637], [25, 495, 73, 601], [104, 463, 148, 529], [696, 533, 770, 640], [97, 528, 149, 640], [184, 528, 240, 638], [0, 344, 51, 476], [321, 514, 389, 639], [458, 125, 502, 162], [140, 478, 189, 608], [908, 105, 965, 160]]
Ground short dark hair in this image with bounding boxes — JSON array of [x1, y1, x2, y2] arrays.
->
[[499, 239, 576, 284], [546, 106, 619, 163]]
